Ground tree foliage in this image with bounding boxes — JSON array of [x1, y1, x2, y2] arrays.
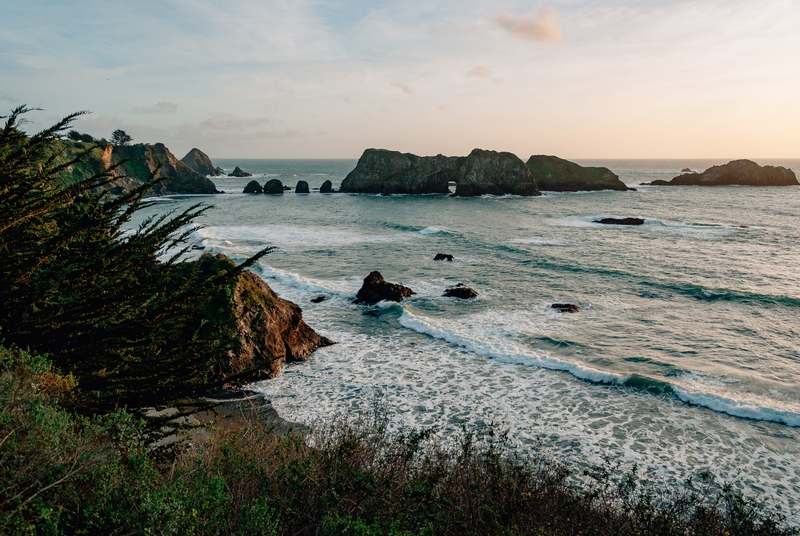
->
[[111, 128, 132, 146], [0, 106, 270, 410]]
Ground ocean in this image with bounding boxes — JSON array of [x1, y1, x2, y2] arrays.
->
[[143, 157, 800, 520]]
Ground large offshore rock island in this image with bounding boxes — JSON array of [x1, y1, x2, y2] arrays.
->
[[647, 159, 798, 187], [340, 148, 539, 197], [526, 155, 633, 192], [58, 141, 219, 196]]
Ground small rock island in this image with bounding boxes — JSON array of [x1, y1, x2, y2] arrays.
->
[[646, 160, 798, 187], [526, 155, 633, 192]]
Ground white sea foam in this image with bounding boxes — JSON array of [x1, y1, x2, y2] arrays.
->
[[508, 237, 567, 246], [194, 225, 411, 252], [418, 227, 453, 235], [397, 309, 628, 385], [673, 387, 800, 427]]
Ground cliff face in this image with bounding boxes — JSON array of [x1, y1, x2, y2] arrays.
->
[[180, 148, 221, 176], [650, 160, 798, 187], [340, 148, 539, 197], [197, 254, 333, 383], [526, 155, 632, 192], [60, 141, 218, 196]]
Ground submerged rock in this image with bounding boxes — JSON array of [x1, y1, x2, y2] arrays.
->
[[434, 253, 454, 261], [594, 217, 645, 226], [320, 180, 334, 193], [180, 148, 222, 176], [354, 271, 415, 304], [650, 160, 798, 187], [264, 179, 284, 194], [681, 168, 693, 173], [295, 180, 310, 193], [229, 166, 253, 178], [552, 303, 582, 313], [311, 296, 326, 303], [526, 155, 633, 192], [443, 284, 478, 299], [341, 148, 539, 197], [243, 180, 263, 194]]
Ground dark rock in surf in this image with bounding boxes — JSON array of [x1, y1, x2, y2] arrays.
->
[[443, 284, 478, 299], [594, 217, 644, 226], [264, 179, 284, 195], [295, 180, 310, 193], [650, 160, 798, 187], [354, 271, 415, 305], [681, 168, 693, 173], [525, 155, 633, 192], [243, 180, 263, 194], [320, 180, 334, 193], [283, 185, 291, 191], [434, 253, 454, 261], [311, 295, 326, 303], [229, 166, 253, 178], [552, 303, 582, 313], [215, 167, 225, 176]]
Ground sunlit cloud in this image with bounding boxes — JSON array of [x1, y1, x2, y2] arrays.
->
[[465, 65, 503, 83], [492, 8, 563, 42], [391, 82, 416, 95], [134, 101, 178, 114], [199, 113, 271, 131]]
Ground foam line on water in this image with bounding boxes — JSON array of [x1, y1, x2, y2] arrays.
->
[[194, 225, 412, 251], [672, 387, 800, 427], [397, 309, 628, 385]]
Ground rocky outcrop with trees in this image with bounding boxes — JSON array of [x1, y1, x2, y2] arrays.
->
[[526, 155, 633, 192], [341, 148, 539, 197], [647, 160, 798, 186]]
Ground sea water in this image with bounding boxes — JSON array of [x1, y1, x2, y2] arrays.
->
[[143, 158, 800, 521]]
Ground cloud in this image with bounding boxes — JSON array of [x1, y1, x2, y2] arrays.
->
[[134, 101, 178, 114], [465, 65, 503, 83], [199, 113, 271, 131], [492, 8, 563, 42], [391, 82, 415, 95], [0, 92, 17, 102]]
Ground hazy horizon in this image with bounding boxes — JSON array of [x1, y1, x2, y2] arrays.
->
[[3, 1, 799, 160]]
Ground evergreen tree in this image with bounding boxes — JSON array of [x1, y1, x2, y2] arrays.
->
[[111, 128, 132, 146], [0, 106, 270, 410]]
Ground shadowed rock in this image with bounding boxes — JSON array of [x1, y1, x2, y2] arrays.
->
[[243, 180, 263, 194], [354, 271, 415, 304], [320, 180, 334, 193], [296, 180, 310, 193], [552, 303, 582, 313], [181, 148, 221, 176], [264, 179, 284, 194], [341, 148, 539, 197], [649, 160, 798, 187], [526, 155, 633, 192], [229, 166, 253, 178], [443, 284, 478, 299], [434, 253, 454, 261], [594, 217, 644, 226], [311, 296, 326, 303]]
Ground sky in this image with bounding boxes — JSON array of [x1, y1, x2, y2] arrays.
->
[[1, 0, 799, 159]]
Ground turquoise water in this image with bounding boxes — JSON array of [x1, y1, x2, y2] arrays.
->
[[147, 158, 800, 520]]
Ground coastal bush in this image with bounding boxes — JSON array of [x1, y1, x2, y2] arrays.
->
[[0, 106, 270, 410]]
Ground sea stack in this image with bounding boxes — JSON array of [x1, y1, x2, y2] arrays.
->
[[264, 179, 284, 194], [354, 271, 415, 304], [295, 180, 310, 193], [229, 166, 253, 178], [526, 155, 633, 192], [648, 160, 798, 187], [180, 148, 221, 176], [340, 148, 539, 197]]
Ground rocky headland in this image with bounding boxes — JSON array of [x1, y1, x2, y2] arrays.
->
[[340, 148, 539, 197], [180, 148, 222, 176], [198, 253, 333, 383], [526, 155, 633, 192], [60, 141, 218, 196], [646, 160, 798, 187]]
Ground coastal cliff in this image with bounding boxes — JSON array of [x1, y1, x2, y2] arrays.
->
[[340, 148, 539, 197], [648, 160, 798, 187], [526, 155, 632, 192], [60, 141, 218, 196]]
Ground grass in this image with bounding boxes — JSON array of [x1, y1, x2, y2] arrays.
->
[[1, 345, 796, 535]]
